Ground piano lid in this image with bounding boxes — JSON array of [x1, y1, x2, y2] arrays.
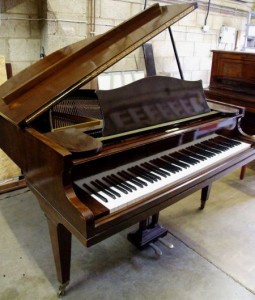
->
[[0, 2, 197, 127]]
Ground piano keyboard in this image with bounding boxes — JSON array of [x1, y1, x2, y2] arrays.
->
[[74, 134, 250, 213]]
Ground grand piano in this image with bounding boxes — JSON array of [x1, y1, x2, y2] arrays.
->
[[1, 3, 255, 296]]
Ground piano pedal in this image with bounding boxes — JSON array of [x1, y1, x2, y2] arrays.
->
[[149, 242, 162, 256], [127, 223, 168, 252], [158, 237, 174, 249]]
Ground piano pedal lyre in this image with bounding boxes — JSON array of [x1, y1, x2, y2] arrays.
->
[[127, 213, 174, 256]]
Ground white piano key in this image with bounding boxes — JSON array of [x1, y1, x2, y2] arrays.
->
[[74, 134, 251, 213]]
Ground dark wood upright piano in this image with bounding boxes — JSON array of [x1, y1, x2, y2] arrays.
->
[[205, 50, 255, 135], [205, 50, 255, 178], [1, 3, 255, 296]]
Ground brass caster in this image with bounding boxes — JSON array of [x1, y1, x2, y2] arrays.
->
[[57, 281, 69, 298]]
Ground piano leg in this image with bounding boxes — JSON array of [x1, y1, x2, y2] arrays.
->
[[200, 184, 212, 209], [47, 218, 71, 297], [240, 165, 247, 180], [127, 213, 168, 252]]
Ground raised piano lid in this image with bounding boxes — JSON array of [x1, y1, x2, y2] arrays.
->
[[0, 2, 197, 127]]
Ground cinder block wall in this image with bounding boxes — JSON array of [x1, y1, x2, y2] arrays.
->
[[41, 0, 89, 54], [0, 0, 41, 75], [0, 0, 253, 86]]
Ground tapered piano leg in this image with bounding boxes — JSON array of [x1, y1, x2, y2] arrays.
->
[[47, 218, 72, 297], [240, 165, 247, 180], [200, 184, 212, 209]]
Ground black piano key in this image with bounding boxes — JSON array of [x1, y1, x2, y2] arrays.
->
[[181, 149, 207, 161], [227, 139, 241, 146], [187, 144, 215, 158], [137, 166, 161, 181], [91, 180, 117, 199], [211, 139, 231, 148], [187, 146, 215, 158], [161, 158, 182, 172], [171, 151, 199, 165], [216, 141, 234, 149], [196, 145, 217, 156], [199, 143, 222, 154], [82, 183, 108, 203], [165, 157, 184, 171], [163, 155, 190, 169], [103, 176, 128, 194], [150, 158, 172, 173], [225, 138, 241, 146], [215, 136, 240, 147], [110, 174, 136, 191], [151, 158, 179, 173], [202, 140, 225, 152], [128, 167, 155, 183], [118, 171, 146, 187], [208, 140, 230, 151], [125, 169, 150, 185], [141, 162, 169, 177], [95, 179, 121, 198]]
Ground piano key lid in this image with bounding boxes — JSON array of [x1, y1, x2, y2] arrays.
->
[[0, 2, 197, 128]]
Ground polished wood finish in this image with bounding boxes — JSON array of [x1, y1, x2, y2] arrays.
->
[[0, 178, 26, 194], [205, 50, 255, 178], [209, 50, 255, 96], [0, 2, 197, 127], [205, 50, 255, 135], [240, 165, 247, 180], [1, 4, 255, 296], [96, 76, 210, 136], [5, 63, 12, 79], [2, 95, 255, 292], [200, 184, 212, 209], [46, 128, 102, 154]]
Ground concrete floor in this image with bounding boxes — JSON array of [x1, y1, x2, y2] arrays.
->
[[1, 166, 255, 300]]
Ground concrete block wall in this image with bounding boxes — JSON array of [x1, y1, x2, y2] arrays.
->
[[42, 0, 88, 54], [0, 0, 253, 87], [0, 0, 41, 75], [151, 2, 249, 85]]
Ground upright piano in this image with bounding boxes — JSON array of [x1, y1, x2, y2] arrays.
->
[[205, 50, 255, 178], [205, 50, 255, 135], [0, 3, 255, 296]]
